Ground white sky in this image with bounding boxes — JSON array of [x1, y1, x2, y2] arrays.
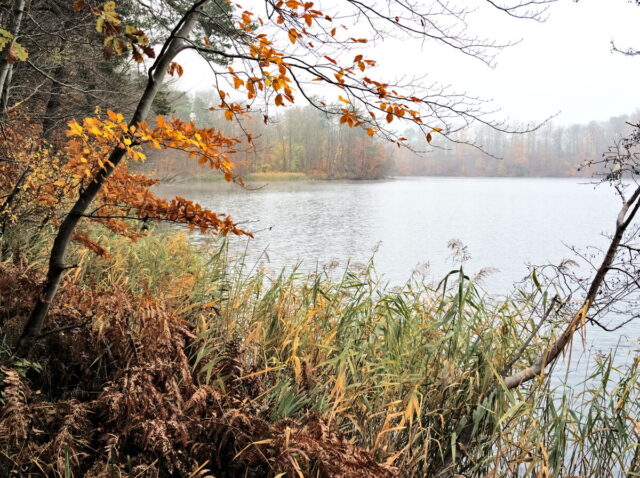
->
[[175, 0, 640, 125], [450, 0, 640, 124]]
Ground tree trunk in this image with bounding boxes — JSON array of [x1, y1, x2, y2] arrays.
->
[[15, 1, 206, 355], [0, 0, 27, 115], [42, 65, 69, 140]]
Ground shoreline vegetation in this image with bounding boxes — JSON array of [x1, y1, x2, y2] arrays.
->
[[1, 228, 638, 476], [160, 170, 611, 185]]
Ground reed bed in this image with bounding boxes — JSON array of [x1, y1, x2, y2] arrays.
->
[[1, 228, 638, 476]]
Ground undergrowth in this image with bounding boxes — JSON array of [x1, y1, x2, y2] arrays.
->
[[0, 229, 638, 477]]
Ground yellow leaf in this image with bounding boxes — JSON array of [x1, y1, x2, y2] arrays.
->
[[67, 121, 84, 137]]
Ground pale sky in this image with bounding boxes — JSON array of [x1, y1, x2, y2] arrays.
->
[[175, 0, 640, 125]]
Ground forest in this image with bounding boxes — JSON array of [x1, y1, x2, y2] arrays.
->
[[141, 92, 639, 180], [0, 0, 639, 477]]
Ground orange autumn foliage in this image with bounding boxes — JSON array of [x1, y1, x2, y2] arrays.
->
[[58, 111, 250, 250]]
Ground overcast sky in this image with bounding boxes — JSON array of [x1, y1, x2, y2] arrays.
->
[[176, 0, 640, 125], [451, 0, 640, 124]]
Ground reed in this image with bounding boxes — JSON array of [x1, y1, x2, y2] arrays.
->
[[1, 228, 638, 476]]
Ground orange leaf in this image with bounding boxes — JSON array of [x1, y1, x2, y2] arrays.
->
[[288, 29, 298, 44], [303, 14, 313, 27], [167, 61, 184, 77]]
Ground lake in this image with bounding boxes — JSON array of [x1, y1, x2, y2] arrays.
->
[[156, 176, 638, 381]]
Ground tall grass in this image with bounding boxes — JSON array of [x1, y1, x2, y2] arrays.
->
[[70, 230, 640, 476], [2, 227, 639, 476]]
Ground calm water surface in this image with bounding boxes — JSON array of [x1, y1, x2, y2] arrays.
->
[[156, 177, 638, 378]]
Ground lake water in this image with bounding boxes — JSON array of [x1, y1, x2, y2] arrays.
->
[[156, 177, 638, 381]]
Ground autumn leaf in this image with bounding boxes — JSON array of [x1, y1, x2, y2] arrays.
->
[[288, 29, 298, 44], [67, 121, 84, 137], [6, 41, 28, 63], [167, 62, 184, 77], [73, 231, 110, 259], [131, 45, 144, 63], [140, 44, 156, 58], [233, 76, 244, 89], [303, 13, 313, 27], [0, 29, 12, 52]]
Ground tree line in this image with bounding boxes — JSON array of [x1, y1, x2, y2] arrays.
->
[[141, 90, 638, 180], [394, 113, 639, 177], [135, 91, 392, 180]]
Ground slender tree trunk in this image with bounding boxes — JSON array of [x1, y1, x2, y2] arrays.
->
[[0, 165, 31, 259], [42, 64, 69, 140], [0, 67, 13, 113], [15, 2, 206, 355], [0, 0, 26, 115]]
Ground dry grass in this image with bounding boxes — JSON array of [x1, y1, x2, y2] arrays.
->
[[0, 230, 638, 477]]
